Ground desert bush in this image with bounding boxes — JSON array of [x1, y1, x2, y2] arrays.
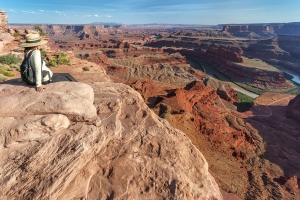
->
[[48, 57, 57, 67], [0, 54, 22, 65], [48, 52, 70, 67], [41, 50, 47, 57], [0, 74, 6, 82], [57, 53, 70, 65], [13, 32, 19, 37], [34, 25, 46, 36], [0, 64, 11, 71], [0, 68, 15, 77], [82, 66, 90, 71]]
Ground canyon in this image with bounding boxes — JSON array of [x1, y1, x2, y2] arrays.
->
[[1, 9, 300, 199]]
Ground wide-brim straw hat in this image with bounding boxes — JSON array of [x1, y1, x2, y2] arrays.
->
[[19, 33, 47, 48]]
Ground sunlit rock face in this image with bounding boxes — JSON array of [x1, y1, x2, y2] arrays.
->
[[0, 10, 7, 33], [0, 81, 222, 200]]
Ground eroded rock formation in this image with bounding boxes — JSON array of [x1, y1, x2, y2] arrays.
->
[[0, 10, 7, 33], [0, 81, 222, 199]]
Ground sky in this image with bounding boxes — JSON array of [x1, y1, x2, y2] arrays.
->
[[1, 0, 300, 25]]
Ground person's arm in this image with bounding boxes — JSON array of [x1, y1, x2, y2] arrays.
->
[[31, 50, 45, 92]]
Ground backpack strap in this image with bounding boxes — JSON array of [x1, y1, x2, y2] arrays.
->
[[26, 50, 36, 78], [26, 50, 35, 60]]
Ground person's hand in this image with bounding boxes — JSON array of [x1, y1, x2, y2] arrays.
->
[[36, 86, 46, 92]]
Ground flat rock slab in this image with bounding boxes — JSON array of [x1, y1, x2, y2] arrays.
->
[[0, 82, 96, 121]]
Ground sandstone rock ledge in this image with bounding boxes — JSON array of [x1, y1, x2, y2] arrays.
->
[[0, 82, 222, 200]]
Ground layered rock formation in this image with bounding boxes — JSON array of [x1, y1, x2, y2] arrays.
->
[[0, 10, 13, 53], [222, 23, 300, 38], [108, 51, 206, 86], [0, 81, 222, 199], [205, 47, 244, 63], [0, 10, 7, 33], [219, 60, 289, 90]]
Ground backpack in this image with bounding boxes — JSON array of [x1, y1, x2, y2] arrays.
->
[[20, 50, 43, 85]]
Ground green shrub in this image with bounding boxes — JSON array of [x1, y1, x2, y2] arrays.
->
[[0, 65, 11, 71], [82, 67, 90, 71], [0, 74, 6, 82], [34, 25, 46, 36], [237, 91, 255, 103], [57, 53, 70, 65], [41, 50, 47, 57], [48, 52, 70, 67], [13, 32, 19, 37], [48, 57, 57, 67], [234, 92, 255, 112], [0, 54, 22, 65], [0, 68, 15, 77]]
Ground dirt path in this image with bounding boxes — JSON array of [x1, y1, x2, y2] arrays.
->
[[259, 96, 294, 117]]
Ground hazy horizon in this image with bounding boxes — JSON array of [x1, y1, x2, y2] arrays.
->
[[1, 0, 300, 25]]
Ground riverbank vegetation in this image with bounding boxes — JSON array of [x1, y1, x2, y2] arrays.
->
[[235, 91, 255, 112]]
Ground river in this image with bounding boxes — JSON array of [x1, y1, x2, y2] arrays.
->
[[277, 66, 300, 84], [187, 57, 259, 98]]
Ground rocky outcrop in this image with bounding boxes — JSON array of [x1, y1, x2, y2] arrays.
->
[[204, 78, 239, 103], [150, 81, 281, 199], [0, 81, 222, 199], [222, 25, 273, 33], [0, 10, 7, 33]]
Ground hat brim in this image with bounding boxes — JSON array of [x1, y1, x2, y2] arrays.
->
[[19, 40, 48, 48]]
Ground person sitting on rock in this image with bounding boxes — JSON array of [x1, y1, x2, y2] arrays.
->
[[19, 33, 53, 92]]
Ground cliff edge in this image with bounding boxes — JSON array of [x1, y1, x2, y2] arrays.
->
[[0, 81, 222, 199]]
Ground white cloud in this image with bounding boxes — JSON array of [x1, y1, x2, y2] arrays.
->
[[21, 11, 38, 14], [105, 15, 111, 18], [39, 10, 44, 12], [95, 14, 100, 17], [9, 9, 15, 12]]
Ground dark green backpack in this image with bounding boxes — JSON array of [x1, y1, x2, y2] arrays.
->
[[20, 50, 43, 85]]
